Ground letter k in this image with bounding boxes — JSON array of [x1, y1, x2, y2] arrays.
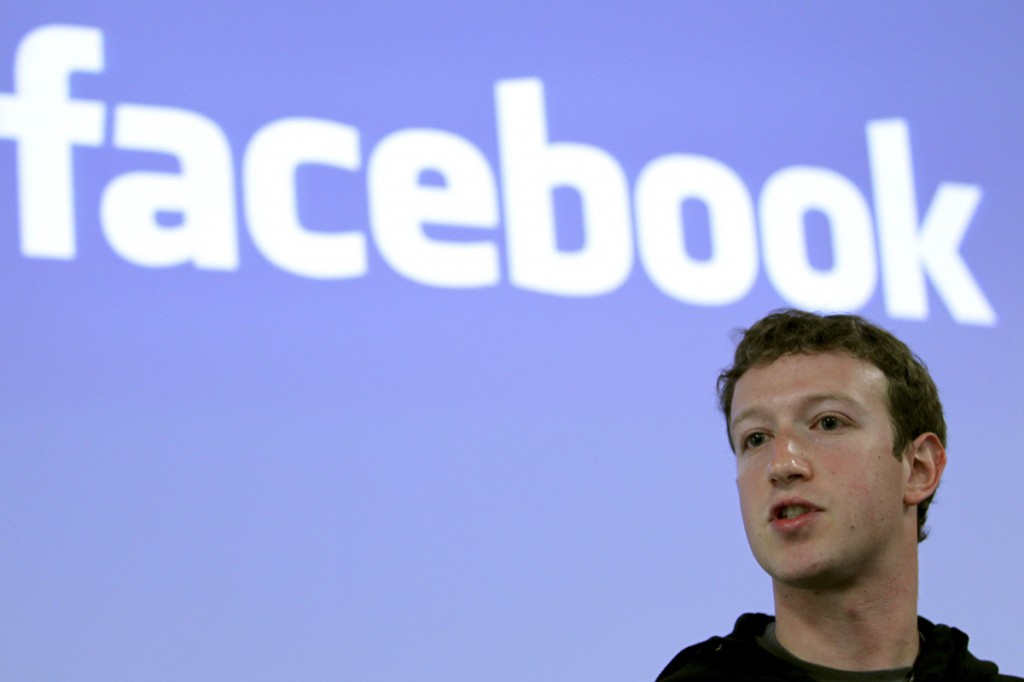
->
[[867, 118, 996, 325]]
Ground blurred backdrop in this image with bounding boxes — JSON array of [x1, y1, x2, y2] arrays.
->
[[2, 3, 1022, 679]]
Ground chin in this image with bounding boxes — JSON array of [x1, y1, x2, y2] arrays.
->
[[761, 555, 847, 590], [773, 570, 841, 591]]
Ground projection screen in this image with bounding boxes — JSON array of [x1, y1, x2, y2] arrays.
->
[[2, 3, 1022, 679]]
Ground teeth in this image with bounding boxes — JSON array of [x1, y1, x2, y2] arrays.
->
[[779, 505, 808, 519]]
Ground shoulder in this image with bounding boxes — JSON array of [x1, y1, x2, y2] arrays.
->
[[915, 616, 1023, 682], [655, 613, 809, 682], [655, 613, 1023, 681]]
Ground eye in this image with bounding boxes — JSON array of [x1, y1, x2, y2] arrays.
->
[[818, 415, 843, 431], [743, 432, 768, 450]]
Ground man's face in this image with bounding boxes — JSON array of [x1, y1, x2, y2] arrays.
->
[[730, 352, 916, 590]]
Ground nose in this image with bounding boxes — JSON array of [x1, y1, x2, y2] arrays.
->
[[767, 431, 811, 485]]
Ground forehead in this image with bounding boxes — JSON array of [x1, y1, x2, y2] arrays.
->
[[731, 352, 889, 417]]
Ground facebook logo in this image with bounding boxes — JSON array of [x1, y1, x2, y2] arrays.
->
[[0, 23, 997, 325]]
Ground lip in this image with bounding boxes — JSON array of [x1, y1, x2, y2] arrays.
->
[[769, 497, 822, 532]]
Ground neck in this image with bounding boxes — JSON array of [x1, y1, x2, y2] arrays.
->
[[771, 551, 920, 671]]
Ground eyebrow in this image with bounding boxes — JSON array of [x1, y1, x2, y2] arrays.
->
[[730, 392, 861, 431]]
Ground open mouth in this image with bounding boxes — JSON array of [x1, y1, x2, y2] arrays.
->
[[771, 501, 819, 521], [776, 505, 810, 520]]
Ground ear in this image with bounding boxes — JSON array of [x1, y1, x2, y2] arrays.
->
[[903, 432, 946, 506]]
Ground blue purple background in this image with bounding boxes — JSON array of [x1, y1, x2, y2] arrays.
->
[[2, 3, 1022, 679]]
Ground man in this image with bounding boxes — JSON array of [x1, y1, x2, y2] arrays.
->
[[657, 309, 1020, 681]]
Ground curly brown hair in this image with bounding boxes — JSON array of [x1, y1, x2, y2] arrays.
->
[[717, 309, 945, 542]]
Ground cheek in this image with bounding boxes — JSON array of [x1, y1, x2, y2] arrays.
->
[[839, 458, 904, 521], [735, 468, 762, 522]]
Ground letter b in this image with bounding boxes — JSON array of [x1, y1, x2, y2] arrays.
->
[[495, 78, 633, 296]]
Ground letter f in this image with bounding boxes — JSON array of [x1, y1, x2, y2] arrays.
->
[[0, 24, 106, 259]]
